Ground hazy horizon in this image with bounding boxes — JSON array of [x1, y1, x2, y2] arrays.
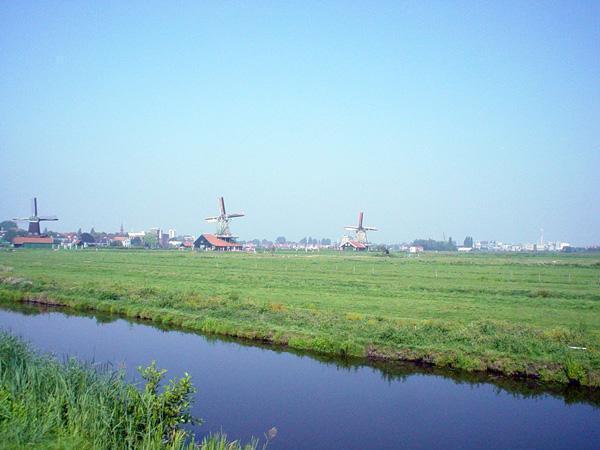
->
[[1, 2, 598, 246]]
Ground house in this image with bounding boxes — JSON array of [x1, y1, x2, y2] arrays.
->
[[194, 234, 243, 251], [339, 240, 367, 251], [13, 236, 54, 249], [111, 236, 131, 248], [409, 245, 424, 253]]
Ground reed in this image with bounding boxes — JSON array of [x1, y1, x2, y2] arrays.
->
[[0, 332, 257, 449]]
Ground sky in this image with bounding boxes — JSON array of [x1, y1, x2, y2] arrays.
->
[[1, 1, 598, 245]]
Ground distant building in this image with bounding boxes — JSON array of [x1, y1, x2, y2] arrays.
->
[[457, 246, 472, 252], [111, 236, 131, 248], [339, 240, 367, 251], [194, 234, 243, 251], [159, 232, 170, 248], [409, 245, 424, 253], [168, 240, 183, 248], [13, 236, 54, 249], [168, 229, 176, 239]]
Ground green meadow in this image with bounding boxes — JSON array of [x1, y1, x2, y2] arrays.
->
[[0, 249, 599, 386]]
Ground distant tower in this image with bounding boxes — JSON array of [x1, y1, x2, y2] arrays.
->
[[120, 222, 124, 235], [540, 228, 544, 246], [168, 229, 176, 239]]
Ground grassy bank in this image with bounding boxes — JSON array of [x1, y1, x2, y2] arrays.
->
[[0, 249, 599, 387], [0, 331, 258, 449]]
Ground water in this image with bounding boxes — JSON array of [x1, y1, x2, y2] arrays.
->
[[1, 304, 598, 449]]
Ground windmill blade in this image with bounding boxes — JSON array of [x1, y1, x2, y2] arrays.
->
[[12, 217, 32, 222], [363, 227, 378, 231], [32, 198, 38, 216], [219, 197, 226, 216], [205, 217, 219, 222], [226, 213, 244, 218], [344, 226, 359, 231], [38, 216, 58, 221], [358, 212, 364, 229]]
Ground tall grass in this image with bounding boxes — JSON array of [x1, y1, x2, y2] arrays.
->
[[0, 332, 257, 449]]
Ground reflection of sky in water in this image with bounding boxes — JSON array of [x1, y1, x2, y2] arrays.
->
[[1, 307, 599, 450]]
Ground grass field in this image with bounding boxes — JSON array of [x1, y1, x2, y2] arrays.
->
[[0, 249, 599, 387]]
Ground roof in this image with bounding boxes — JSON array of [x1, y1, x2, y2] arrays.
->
[[340, 240, 367, 249], [111, 236, 130, 241], [13, 236, 53, 245], [201, 234, 242, 248]]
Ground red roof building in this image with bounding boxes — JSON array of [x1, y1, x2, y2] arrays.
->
[[339, 240, 367, 251], [13, 236, 54, 248], [194, 234, 242, 251]]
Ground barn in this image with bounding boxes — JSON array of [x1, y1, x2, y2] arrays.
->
[[13, 236, 55, 249], [339, 240, 367, 251], [194, 234, 242, 251]]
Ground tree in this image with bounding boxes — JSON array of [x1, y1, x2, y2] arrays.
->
[[463, 236, 474, 248], [412, 238, 457, 251], [275, 236, 286, 244], [143, 233, 158, 248], [77, 228, 82, 236], [80, 232, 95, 244], [131, 236, 143, 247], [0, 220, 17, 231], [2, 228, 27, 243]]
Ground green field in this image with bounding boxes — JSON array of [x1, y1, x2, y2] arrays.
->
[[1, 249, 599, 386]]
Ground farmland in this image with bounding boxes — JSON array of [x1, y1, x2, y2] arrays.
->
[[0, 249, 599, 386]]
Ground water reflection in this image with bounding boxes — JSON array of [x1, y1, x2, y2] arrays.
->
[[4, 301, 599, 407]]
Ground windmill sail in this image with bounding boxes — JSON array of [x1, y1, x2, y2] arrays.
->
[[205, 196, 244, 238], [13, 198, 58, 236]]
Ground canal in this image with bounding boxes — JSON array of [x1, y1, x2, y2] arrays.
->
[[0, 303, 598, 449]]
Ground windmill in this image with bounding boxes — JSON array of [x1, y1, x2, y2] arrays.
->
[[344, 211, 377, 245], [205, 197, 244, 240], [13, 198, 58, 236]]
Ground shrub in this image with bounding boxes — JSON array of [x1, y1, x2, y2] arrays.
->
[[564, 355, 586, 385], [530, 289, 551, 298], [345, 312, 363, 321], [0, 332, 260, 449], [270, 303, 286, 312]]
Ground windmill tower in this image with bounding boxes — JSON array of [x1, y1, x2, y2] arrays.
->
[[13, 198, 58, 236], [205, 197, 244, 241], [344, 211, 377, 245]]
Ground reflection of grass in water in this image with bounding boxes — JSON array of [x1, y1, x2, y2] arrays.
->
[[0, 332, 259, 449], [0, 249, 599, 387], [2, 301, 599, 408]]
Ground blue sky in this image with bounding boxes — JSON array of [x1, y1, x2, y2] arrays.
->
[[1, 1, 598, 245]]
